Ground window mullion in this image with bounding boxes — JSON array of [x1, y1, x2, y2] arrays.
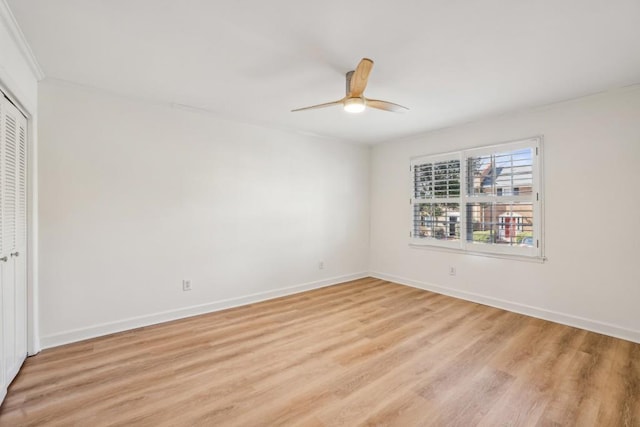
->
[[460, 153, 468, 250]]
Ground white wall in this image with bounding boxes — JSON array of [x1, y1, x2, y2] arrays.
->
[[38, 80, 370, 347], [370, 86, 640, 343]]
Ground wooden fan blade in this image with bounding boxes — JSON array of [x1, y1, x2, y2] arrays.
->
[[291, 100, 343, 112], [348, 58, 374, 97], [366, 98, 409, 113]]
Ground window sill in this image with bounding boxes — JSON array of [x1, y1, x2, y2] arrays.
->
[[408, 242, 546, 263]]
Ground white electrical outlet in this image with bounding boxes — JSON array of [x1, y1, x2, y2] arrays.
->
[[449, 266, 456, 276], [319, 261, 325, 270], [182, 279, 192, 291]]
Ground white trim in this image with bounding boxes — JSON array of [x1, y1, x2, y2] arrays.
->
[[40, 272, 369, 349], [0, 67, 35, 115], [370, 272, 640, 344], [26, 107, 39, 355], [0, 0, 44, 80], [34, 270, 640, 350], [411, 151, 460, 164], [408, 242, 545, 263], [464, 137, 539, 158]]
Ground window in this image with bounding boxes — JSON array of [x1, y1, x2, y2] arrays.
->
[[410, 137, 542, 258]]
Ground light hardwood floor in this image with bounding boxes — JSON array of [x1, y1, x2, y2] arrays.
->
[[1, 278, 638, 426]]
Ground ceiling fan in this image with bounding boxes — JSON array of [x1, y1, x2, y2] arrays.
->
[[292, 58, 408, 114]]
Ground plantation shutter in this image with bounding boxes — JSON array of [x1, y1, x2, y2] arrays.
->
[[16, 113, 26, 250], [2, 100, 17, 256], [0, 95, 26, 254], [410, 153, 462, 246]]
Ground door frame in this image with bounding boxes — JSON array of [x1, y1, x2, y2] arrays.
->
[[0, 77, 39, 356]]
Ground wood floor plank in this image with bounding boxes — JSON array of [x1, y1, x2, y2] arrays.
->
[[1, 278, 638, 426]]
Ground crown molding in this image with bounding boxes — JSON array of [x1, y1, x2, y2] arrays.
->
[[0, 0, 44, 80]]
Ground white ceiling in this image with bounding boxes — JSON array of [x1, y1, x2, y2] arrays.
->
[[7, 0, 640, 144]]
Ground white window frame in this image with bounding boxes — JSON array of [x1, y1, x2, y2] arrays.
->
[[410, 137, 544, 260]]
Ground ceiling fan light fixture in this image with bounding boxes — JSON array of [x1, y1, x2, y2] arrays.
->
[[291, 58, 408, 114], [343, 97, 366, 113]]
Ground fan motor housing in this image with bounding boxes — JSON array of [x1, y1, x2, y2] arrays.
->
[[346, 70, 355, 95]]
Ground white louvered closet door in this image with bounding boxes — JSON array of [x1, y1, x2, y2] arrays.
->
[[0, 94, 28, 397]]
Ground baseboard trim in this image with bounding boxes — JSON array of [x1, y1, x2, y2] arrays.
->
[[39, 271, 640, 349], [40, 272, 368, 349], [370, 272, 640, 344]]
